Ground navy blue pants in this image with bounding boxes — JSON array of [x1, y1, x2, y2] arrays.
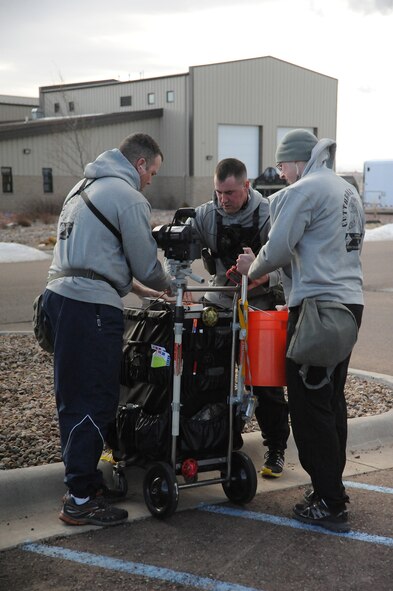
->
[[43, 290, 124, 498], [286, 303, 363, 511]]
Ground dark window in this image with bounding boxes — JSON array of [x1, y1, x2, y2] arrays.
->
[[166, 90, 175, 103], [147, 92, 155, 105], [68, 101, 75, 112], [54, 102, 60, 113], [42, 168, 53, 193], [120, 95, 132, 107], [1, 167, 13, 193]]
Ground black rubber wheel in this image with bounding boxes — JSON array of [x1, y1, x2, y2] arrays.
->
[[98, 460, 129, 499], [113, 469, 128, 497], [221, 451, 257, 504], [143, 461, 179, 518]]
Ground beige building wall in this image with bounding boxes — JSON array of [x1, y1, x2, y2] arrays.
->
[[0, 95, 39, 123], [40, 75, 189, 178], [0, 57, 338, 212], [0, 117, 164, 212], [189, 56, 337, 204]]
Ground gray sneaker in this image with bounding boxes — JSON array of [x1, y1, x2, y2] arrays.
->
[[60, 493, 128, 526]]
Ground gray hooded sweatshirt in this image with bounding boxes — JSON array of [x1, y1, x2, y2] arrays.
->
[[47, 148, 171, 310], [192, 187, 280, 308], [248, 139, 365, 307]]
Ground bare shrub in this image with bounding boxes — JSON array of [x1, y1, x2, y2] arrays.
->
[[14, 214, 33, 227], [21, 197, 62, 223]]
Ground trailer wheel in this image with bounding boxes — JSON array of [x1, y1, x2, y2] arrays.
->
[[143, 462, 179, 518], [221, 451, 257, 504]]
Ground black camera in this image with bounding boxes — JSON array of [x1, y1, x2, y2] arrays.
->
[[152, 208, 201, 262]]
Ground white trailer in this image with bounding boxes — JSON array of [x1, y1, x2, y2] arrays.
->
[[363, 160, 393, 208]]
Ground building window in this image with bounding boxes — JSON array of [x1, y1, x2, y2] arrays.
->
[[68, 101, 75, 112], [120, 95, 132, 107], [1, 167, 13, 193], [54, 102, 60, 113], [166, 90, 175, 103], [147, 92, 155, 105], [42, 168, 53, 193]]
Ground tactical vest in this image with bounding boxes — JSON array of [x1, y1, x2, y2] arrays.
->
[[213, 205, 266, 270]]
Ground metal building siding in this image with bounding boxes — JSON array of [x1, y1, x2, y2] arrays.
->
[[191, 57, 337, 177], [0, 96, 39, 122], [40, 75, 188, 176], [0, 118, 163, 212], [0, 119, 162, 177], [41, 75, 187, 115]]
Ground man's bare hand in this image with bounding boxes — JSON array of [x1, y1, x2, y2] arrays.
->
[[236, 246, 255, 275]]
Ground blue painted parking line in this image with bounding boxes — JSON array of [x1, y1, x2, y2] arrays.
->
[[22, 542, 264, 591], [198, 505, 393, 547], [344, 481, 393, 495]]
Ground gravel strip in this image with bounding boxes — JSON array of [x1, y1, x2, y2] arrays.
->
[[1, 334, 392, 471]]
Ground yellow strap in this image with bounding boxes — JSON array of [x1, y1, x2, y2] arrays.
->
[[237, 298, 249, 379], [238, 298, 254, 387]]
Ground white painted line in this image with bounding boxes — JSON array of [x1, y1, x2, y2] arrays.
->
[[199, 505, 393, 547], [344, 481, 393, 495], [22, 542, 264, 591]]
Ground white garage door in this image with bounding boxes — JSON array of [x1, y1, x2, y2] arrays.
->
[[218, 125, 259, 179]]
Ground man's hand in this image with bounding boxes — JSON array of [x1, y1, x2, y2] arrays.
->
[[132, 280, 164, 299], [165, 278, 178, 298], [236, 246, 256, 275]]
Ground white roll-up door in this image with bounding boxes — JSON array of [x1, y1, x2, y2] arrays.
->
[[218, 124, 259, 179]]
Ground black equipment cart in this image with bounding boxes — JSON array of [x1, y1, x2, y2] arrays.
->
[[102, 210, 258, 518]]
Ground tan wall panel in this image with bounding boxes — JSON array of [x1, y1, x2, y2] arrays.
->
[[191, 57, 337, 177], [41, 76, 188, 177]]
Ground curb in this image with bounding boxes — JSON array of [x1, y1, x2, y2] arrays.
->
[[1, 397, 393, 513]]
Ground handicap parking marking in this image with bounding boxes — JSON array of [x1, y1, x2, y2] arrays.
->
[[22, 542, 265, 591], [198, 505, 393, 547], [344, 480, 393, 495]]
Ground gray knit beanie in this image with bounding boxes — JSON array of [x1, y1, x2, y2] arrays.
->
[[275, 129, 318, 163]]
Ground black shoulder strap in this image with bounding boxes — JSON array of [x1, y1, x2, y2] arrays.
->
[[74, 178, 122, 244], [80, 190, 122, 244]]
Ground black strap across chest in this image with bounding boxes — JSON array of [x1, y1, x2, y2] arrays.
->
[[77, 179, 122, 244]]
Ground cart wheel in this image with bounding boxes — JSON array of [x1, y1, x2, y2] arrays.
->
[[98, 460, 128, 499], [113, 468, 128, 497], [221, 451, 257, 504], [143, 462, 179, 518]]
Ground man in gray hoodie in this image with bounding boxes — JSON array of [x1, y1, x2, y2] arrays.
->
[[191, 158, 290, 478], [237, 130, 364, 533], [43, 133, 173, 526]]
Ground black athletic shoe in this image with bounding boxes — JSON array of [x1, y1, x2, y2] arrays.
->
[[260, 449, 285, 478], [60, 493, 128, 526], [294, 488, 320, 512], [293, 499, 350, 533]]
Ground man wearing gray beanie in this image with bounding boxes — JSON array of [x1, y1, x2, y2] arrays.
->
[[275, 129, 318, 165], [237, 128, 365, 533]]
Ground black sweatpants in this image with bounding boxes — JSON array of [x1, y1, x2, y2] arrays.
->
[[286, 303, 363, 511], [254, 386, 290, 451]]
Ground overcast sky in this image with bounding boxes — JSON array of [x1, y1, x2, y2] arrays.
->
[[1, 0, 393, 171]]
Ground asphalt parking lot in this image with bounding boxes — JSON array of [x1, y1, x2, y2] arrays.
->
[[1, 466, 393, 591]]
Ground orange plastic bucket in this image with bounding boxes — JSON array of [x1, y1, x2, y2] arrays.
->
[[245, 309, 288, 386]]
